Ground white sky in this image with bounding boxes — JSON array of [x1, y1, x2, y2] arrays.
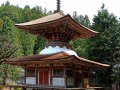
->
[[0, 0, 120, 21]]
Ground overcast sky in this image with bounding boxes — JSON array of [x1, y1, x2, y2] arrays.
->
[[0, 0, 120, 21]]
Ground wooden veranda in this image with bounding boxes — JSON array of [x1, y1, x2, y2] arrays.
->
[[9, 84, 104, 90]]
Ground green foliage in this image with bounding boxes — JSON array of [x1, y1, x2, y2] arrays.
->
[[0, 1, 47, 85], [20, 5, 47, 56], [0, 35, 17, 64], [1, 0, 119, 87], [33, 37, 47, 54], [0, 1, 48, 56], [71, 39, 89, 57], [0, 16, 23, 57], [0, 5, 24, 23], [88, 7, 120, 86], [0, 15, 23, 85], [0, 19, 3, 28], [111, 51, 120, 85], [72, 11, 91, 57], [72, 11, 91, 27], [31, 6, 47, 20], [5, 1, 10, 6], [0, 16, 22, 64], [23, 5, 47, 22], [19, 31, 36, 56], [89, 8, 120, 63], [0, 64, 23, 85]]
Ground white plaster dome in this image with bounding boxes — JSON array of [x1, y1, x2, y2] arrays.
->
[[39, 46, 78, 56]]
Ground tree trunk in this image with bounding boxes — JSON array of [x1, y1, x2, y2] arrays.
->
[[2, 77, 7, 86]]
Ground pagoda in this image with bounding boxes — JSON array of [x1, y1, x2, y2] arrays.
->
[[5, 0, 109, 89]]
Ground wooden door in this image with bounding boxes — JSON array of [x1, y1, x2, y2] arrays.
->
[[39, 70, 49, 85]]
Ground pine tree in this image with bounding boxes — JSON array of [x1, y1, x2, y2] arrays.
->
[[72, 11, 91, 57], [5, 1, 10, 6], [88, 7, 120, 86]]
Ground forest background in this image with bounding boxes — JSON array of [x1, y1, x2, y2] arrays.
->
[[0, 1, 120, 88]]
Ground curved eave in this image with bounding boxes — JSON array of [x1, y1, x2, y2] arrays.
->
[[5, 52, 109, 68], [65, 15, 98, 38], [67, 15, 99, 35], [15, 13, 98, 39], [75, 56, 110, 68]]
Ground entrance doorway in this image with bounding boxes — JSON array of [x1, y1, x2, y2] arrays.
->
[[39, 70, 49, 85]]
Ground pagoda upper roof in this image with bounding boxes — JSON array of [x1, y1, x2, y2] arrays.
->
[[15, 12, 98, 39], [5, 52, 109, 69], [16, 12, 65, 26]]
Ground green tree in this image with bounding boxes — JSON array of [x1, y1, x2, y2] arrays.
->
[[1, 16, 23, 57], [0, 17, 21, 85], [23, 5, 34, 21], [88, 7, 120, 86], [0, 4, 24, 23], [72, 11, 91, 27], [19, 31, 36, 56], [0, 35, 17, 64], [33, 37, 47, 54], [31, 6, 43, 19], [20, 5, 48, 56], [112, 50, 120, 88], [0, 1, 49, 85], [0, 19, 17, 64], [5, 1, 10, 6], [71, 11, 91, 57], [0, 16, 23, 85], [0, 64, 22, 85]]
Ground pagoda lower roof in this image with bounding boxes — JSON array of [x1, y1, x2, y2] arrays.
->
[[5, 52, 109, 68], [15, 12, 98, 39]]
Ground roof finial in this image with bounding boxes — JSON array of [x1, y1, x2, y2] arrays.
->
[[54, 0, 61, 13], [57, 0, 61, 12]]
